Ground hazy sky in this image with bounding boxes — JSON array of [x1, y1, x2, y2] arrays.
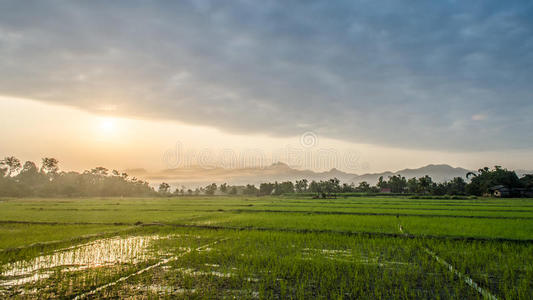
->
[[1, 1, 532, 173]]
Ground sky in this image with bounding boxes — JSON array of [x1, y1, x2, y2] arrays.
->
[[1, 1, 532, 174]]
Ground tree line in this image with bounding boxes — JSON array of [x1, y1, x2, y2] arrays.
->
[[2, 155, 532, 198], [160, 166, 533, 198], [0, 156, 155, 197]]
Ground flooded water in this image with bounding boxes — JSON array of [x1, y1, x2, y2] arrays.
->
[[1, 234, 259, 298], [300, 248, 411, 267], [0, 235, 163, 289], [301, 247, 353, 260]]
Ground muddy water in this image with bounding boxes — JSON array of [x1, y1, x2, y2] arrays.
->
[[0, 235, 163, 289]]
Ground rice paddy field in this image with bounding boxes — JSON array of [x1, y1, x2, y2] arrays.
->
[[0, 196, 532, 299]]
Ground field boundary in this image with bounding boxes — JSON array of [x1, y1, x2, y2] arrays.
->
[[399, 222, 498, 299], [259, 205, 533, 213], [424, 248, 497, 300], [22, 205, 533, 215], [141, 223, 533, 244], [217, 209, 533, 220]]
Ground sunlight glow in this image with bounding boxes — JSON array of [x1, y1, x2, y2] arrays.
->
[[98, 117, 117, 134]]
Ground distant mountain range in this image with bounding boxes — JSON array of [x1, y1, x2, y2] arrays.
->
[[352, 164, 472, 185], [125, 163, 480, 188]]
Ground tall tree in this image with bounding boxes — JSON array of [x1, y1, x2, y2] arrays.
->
[[418, 175, 433, 194], [1, 156, 21, 177], [228, 186, 237, 195], [243, 184, 259, 195], [41, 157, 59, 174], [17, 161, 41, 186], [91, 167, 109, 176], [158, 182, 171, 194], [388, 175, 407, 193], [407, 177, 418, 193], [520, 174, 533, 188], [205, 183, 217, 195], [273, 181, 295, 195], [295, 179, 308, 193], [259, 183, 275, 196], [377, 176, 388, 189], [309, 180, 320, 197], [220, 183, 228, 193], [448, 177, 466, 195], [356, 181, 371, 192], [466, 166, 521, 196]]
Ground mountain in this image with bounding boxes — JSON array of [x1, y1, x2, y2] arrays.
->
[[128, 162, 351, 187], [126, 163, 472, 188], [515, 169, 533, 177], [351, 164, 471, 185], [123, 168, 148, 175]]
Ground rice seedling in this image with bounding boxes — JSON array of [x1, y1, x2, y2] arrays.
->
[[0, 196, 531, 298]]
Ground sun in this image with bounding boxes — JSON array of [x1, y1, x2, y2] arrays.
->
[[98, 117, 117, 134]]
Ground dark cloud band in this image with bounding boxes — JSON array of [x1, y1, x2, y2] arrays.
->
[[0, 0, 532, 151]]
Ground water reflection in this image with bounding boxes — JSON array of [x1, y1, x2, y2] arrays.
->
[[0, 235, 162, 289]]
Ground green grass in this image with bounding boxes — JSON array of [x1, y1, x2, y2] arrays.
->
[[1, 195, 532, 299]]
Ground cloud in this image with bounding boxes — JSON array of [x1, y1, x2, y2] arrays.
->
[[471, 114, 487, 121], [0, 0, 532, 151]]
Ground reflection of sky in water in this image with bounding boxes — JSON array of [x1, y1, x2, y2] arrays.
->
[[0, 235, 162, 288]]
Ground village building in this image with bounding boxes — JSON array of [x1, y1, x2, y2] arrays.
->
[[490, 185, 533, 198]]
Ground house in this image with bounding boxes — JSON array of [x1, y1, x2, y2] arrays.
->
[[490, 185, 533, 198], [490, 185, 510, 197]]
